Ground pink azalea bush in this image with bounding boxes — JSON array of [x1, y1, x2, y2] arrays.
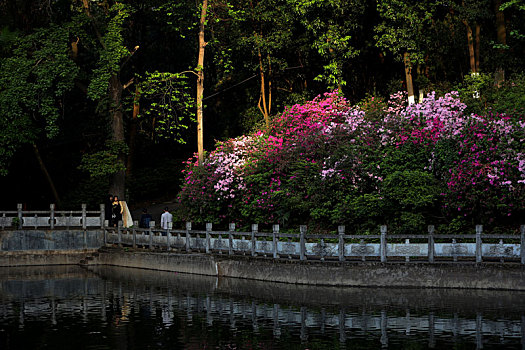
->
[[176, 91, 525, 233]]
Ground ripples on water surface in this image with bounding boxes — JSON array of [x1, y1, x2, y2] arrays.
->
[[0, 265, 524, 349]]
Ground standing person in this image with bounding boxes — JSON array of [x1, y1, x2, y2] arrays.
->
[[139, 208, 152, 229], [105, 194, 113, 227], [112, 196, 123, 227], [160, 207, 173, 233]]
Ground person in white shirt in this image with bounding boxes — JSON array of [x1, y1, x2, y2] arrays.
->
[[160, 207, 173, 231]]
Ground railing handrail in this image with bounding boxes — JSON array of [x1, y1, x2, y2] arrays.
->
[[103, 222, 525, 265], [0, 203, 105, 230]]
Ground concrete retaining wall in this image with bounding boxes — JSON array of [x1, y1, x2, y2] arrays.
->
[[95, 249, 525, 290], [0, 249, 98, 266], [218, 258, 525, 290], [96, 250, 219, 276], [0, 230, 103, 251]]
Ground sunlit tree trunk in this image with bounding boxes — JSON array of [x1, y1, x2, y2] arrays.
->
[[257, 44, 270, 129], [196, 0, 208, 165], [403, 52, 415, 105]]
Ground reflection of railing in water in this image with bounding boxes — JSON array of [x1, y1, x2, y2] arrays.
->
[[2, 277, 524, 348], [106, 222, 525, 264]]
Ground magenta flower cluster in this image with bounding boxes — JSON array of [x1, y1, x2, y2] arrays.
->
[[176, 90, 524, 227]]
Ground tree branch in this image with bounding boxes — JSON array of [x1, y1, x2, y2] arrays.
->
[[120, 45, 140, 69], [123, 77, 134, 90]]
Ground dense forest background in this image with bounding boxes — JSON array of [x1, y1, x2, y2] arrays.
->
[[0, 0, 523, 210]]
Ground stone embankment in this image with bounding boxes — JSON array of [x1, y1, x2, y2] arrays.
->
[[77, 247, 525, 291], [1, 227, 524, 290]]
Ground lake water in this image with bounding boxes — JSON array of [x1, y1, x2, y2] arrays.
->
[[0, 265, 524, 349]]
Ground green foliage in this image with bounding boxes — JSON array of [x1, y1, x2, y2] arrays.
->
[[490, 74, 525, 116], [292, 0, 364, 88], [78, 141, 128, 178], [500, 1, 525, 40], [137, 71, 196, 143], [382, 170, 440, 209], [456, 73, 525, 116], [87, 3, 132, 101], [11, 217, 20, 227], [357, 94, 387, 122], [456, 73, 492, 114], [374, 0, 439, 64], [0, 24, 78, 175]]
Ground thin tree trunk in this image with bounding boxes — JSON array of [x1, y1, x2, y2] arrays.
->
[[109, 74, 126, 198], [475, 23, 480, 73], [257, 45, 270, 129], [71, 37, 79, 59], [403, 52, 415, 105], [197, 0, 208, 165], [32, 144, 61, 208], [494, 0, 506, 86], [126, 85, 140, 175], [417, 63, 424, 102], [328, 43, 342, 91], [267, 54, 272, 117], [463, 19, 477, 73]]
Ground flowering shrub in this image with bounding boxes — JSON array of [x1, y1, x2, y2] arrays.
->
[[176, 90, 524, 233]]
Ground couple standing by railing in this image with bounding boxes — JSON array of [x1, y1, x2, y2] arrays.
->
[[104, 195, 133, 228]]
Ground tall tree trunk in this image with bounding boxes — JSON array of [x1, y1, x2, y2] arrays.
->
[[32, 144, 61, 208], [475, 23, 480, 73], [196, 0, 208, 165], [109, 74, 126, 198], [463, 19, 477, 73], [267, 54, 272, 118], [417, 63, 424, 102], [257, 45, 270, 129], [126, 85, 140, 175], [494, 0, 506, 86], [466, 23, 476, 73], [403, 52, 415, 105]]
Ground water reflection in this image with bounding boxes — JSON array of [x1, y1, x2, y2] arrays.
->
[[0, 265, 524, 349]]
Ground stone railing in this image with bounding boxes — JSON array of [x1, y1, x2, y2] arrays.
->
[[105, 222, 525, 264], [0, 204, 105, 229]]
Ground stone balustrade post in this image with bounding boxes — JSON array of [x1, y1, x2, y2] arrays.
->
[[476, 225, 483, 263], [338, 225, 345, 262], [17, 203, 23, 229], [428, 225, 435, 263], [206, 223, 212, 254], [185, 222, 192, 252], [229, 223, 235, 255], [149, 221, 154, 250], [251, 224, 258, 257], [300, 225, 307, 261], [273, 224, 279, 259], [167, 222, 172, 251], [118, 221, 123, 247], [99, 204, 105, 229], [521, 225, 525, 265], [81, 204, 87, 230], [132, 221, 138, 249], [50, 204, 55, 229], [380, 225, 387, 263]]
